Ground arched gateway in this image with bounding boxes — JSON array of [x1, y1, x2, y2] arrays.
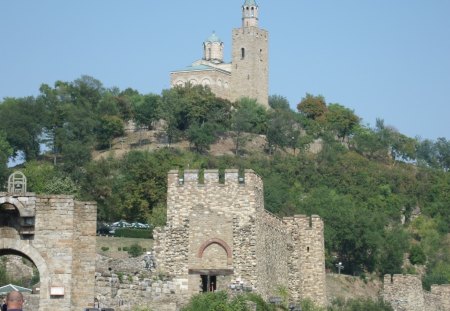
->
[[0, 173, 97, 311]]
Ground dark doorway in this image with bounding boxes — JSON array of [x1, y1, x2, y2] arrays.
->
[[201, 275, 217, 292]]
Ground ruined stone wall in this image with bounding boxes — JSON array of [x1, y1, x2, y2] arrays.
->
[[284, 215, 327, 306], [383, 274, 425, 311], [255, 210, 289, 299], [383, 274, 450, 311], [95, 272, 181, 311], [429, 284, 450, 310]]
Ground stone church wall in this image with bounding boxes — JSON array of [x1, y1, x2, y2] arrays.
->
[[171, 69, 231, 100]]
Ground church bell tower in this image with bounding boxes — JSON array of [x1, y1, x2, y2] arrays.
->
[[231, 0, 269, 108], [242, 0, 259, 28]]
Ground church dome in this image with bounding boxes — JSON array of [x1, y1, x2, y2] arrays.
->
[[244, 0, 257, 6], [205, 32, 222, 43]]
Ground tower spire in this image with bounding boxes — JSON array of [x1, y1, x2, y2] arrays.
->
[[242, 0, 259, 28]]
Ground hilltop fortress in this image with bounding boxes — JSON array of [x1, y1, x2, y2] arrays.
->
[[154, 169, 327, 306], [170, 0, 269, 108]]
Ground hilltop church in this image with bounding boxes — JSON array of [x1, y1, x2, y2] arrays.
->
[[170, 0, 269, 108]]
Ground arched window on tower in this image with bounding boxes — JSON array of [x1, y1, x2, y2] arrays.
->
[[251, 7, 254, 17], [241, 48, 245, 59]]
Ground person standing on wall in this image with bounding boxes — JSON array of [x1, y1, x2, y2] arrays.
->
[[6, 291, 24, 311]]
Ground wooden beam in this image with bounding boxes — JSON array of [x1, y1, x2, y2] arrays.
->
[[188, 269, 234, 276]]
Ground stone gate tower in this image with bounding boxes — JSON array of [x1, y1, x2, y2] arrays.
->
[[170, 0, 269, 108], [0, 172, 97, 311], [154, 169, 326, 306]]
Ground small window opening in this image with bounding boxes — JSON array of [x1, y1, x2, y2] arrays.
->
[[241, 48, 245, 59], [201, 275, 217, 292], [307, 247, 310, 252]]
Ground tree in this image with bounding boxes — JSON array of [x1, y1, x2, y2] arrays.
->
[[134, 94, 161, 129], [186, 123, 217, 153], [269, 94, 290, 111], [378, 227, 409, 275], [0, 131, 13, 183], [0, 97, 43, 161], [325, 104, 360, 141], [297, 93, 327, 120], [231, 98, 267, 155], [96, 115, 125, 149], [266, 109, 300, 154], [435, 137, 450, 171]]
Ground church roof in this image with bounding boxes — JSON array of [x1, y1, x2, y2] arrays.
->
[[172, 64, 215, 73], [205, 32, 221, 43], [244, 0, 258, 6], [171, 63, 231, 75]]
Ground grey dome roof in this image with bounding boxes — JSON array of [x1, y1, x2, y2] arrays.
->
[[243, 0, 257, 6], [205, 32, 222, 43]]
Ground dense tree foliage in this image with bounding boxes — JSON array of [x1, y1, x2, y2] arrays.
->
[[1, 76, 449, 286]]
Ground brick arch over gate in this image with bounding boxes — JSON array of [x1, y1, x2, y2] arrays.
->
[[0, 238, 50, 298], [197, 238, 232, 265]]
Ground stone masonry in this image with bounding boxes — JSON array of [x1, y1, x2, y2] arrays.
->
[[154, 169, 327, 306], [0, 193, 97, 311], [383, 274, 450, 311]]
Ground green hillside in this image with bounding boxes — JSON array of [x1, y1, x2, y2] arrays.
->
[[1, 76, 449, 288]]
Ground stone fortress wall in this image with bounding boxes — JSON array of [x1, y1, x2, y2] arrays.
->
[[154, 169, 327, 306], [383, 274, 450, 311]]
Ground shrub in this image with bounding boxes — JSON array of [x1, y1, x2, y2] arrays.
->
[[409, 244, 427, 265], [114, 228, 153, 239], [329, 298, 393, 311], [101, 246, 109, 252], [128, 243, 144, 257]]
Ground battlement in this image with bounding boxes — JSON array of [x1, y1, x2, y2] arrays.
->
[[283, 214, 324, 230], [168, 169, 260, 187]]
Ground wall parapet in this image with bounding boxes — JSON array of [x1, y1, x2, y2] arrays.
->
[[168, 169, 259, 186]]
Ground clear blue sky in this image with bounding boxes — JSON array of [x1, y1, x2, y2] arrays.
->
[[1, 0, 449, 140]]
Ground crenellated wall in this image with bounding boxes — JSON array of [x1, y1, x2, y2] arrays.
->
[[154, 169, 326, 305], [284, 215, 327, 306]]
